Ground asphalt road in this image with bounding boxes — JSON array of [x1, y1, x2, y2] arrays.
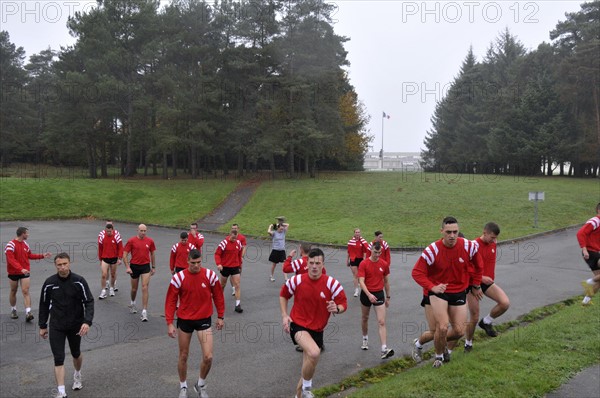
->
[[0, 220, 591, 398]]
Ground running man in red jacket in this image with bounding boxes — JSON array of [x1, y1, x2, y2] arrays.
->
[[123, 224, 156, 322], [347, 228, 369, 298], [412, 216, 483, 368], [358, 241, 394, 359], [5, 226, 51, 321], [214, 230, 244, 313], [97, 223, 123, 299], [165, 249, 225, 398], [578, 202, 600, 305], [280, 248, 347, 398], [170, 232, 197, 274]]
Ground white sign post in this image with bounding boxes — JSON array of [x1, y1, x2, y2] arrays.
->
[[528, 191, 545, 228]]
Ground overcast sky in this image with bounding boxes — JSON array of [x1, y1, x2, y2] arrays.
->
[[2, 1, 584, 153]]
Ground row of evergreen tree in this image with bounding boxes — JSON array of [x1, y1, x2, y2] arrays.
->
[[1, 0, 371, 178], [421, 1, 599, 177]]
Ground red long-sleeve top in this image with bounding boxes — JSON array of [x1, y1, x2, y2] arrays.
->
[[214, 238, 242, 267], [170, 242, 197, 272], [577, 216, 600, 252], [98, 231, 123, 260], [5, 240, 44, 275], [165, 268, 225, 324], [412, 237, 483, 294]]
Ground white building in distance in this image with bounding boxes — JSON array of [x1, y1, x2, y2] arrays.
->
[[363, 152, 422, 171]]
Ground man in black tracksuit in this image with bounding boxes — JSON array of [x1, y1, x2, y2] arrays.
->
[[39, 252, 94, 398]]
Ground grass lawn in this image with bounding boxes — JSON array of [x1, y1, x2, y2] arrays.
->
[[317, 297, 600, 398], [1, 170, 598, 245], [0, 177, 237, 227], [229, 172, 599, 245]]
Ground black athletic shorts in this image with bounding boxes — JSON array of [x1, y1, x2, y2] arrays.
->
[[349, 258, 362, 267], [429, 290, 467, 306], [8, 273, 30, 281], [584, 251, 600, 271], [129, 263, 151, 279], [177, 317, 212, 333], [481, 282, 494, 294], [360, 290, 385, 307], [269, 250, 287, 264], [174, 267, 186, 273], [420, 294, 430, 307], [290, 322, 323, 349], [220, 266, 241, 277], [102, 257, 118, 265]]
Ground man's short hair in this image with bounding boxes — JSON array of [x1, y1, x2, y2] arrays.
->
[[374, 230, 383, 237], [188, 249, 201, 260], [308, 248, 325, 259], [300, 243, 312, 254], [372, 241, 382, 251], [442, 216, 458, 228], [190, 223, 198, 228], [16, 227, 28, 237], [54, 252, 70, 263], [180, 231, 188, 239], [105, 223, 114, 230], [484, 222, 500, 235]]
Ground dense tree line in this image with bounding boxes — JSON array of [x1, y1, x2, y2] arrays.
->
[[421, 1, 599, 177], [0, 0, 371, 178]]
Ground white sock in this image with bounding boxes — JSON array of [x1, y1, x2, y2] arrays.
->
[[58, 386, 66, 395], [180, 381, 187, 389], [74, 370, 81, 377], [130, 301, 136, 305], [235, 300, 240, 306], [381, 344, 387, 351], [587, 278, 595, 285], [11, 306, 16, 311], [447, 349, 453, 354], [25, 307, 31, 313], [302, 378, 312, 390], [483, 315, 494, 324], [465, 339, 473, 346], [198, 378, 205, 387], [363, 335, 368, 340], [415, 340, 423, 349]]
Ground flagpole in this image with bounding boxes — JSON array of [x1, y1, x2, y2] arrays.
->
[[381, 113, 385, 169]]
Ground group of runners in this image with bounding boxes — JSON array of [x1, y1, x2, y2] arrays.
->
[[4, 203, 600, 398]]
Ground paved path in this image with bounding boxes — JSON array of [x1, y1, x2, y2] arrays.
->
[[0, 220, 596, 397], [197, 181, 260, 231]]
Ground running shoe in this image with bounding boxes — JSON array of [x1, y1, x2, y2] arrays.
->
[[361, 338, 369, 350], [464, 343, 473, 353], [381, 348, 395, 359], [52, 390, 67, 398], [301, 388, 314, 398], [141, 309, 148, 322], [179, 386, 188, 398], [10, 309, 18, 319], [105, 281, 110, 290], [443, 348, 451, 363], [353, 288, 360, 297], [411, 338, 423, 362], [235, 305, 243, 313], [99, 289, 107, 299], [582, 296, 593, 306], [270, 276, 275, 282], [72, 372, 82, 390], [194, 382, 209, 398], [432, 359, 443, 368], [581, 281, 595, 298], [478, 319, 498, 337], [129, 304, 138, 314], [25, 312, 34, 322], [109, 287, 115, 297]]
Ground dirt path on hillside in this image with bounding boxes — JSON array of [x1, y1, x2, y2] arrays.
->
[[196, 180, 260, 231]]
